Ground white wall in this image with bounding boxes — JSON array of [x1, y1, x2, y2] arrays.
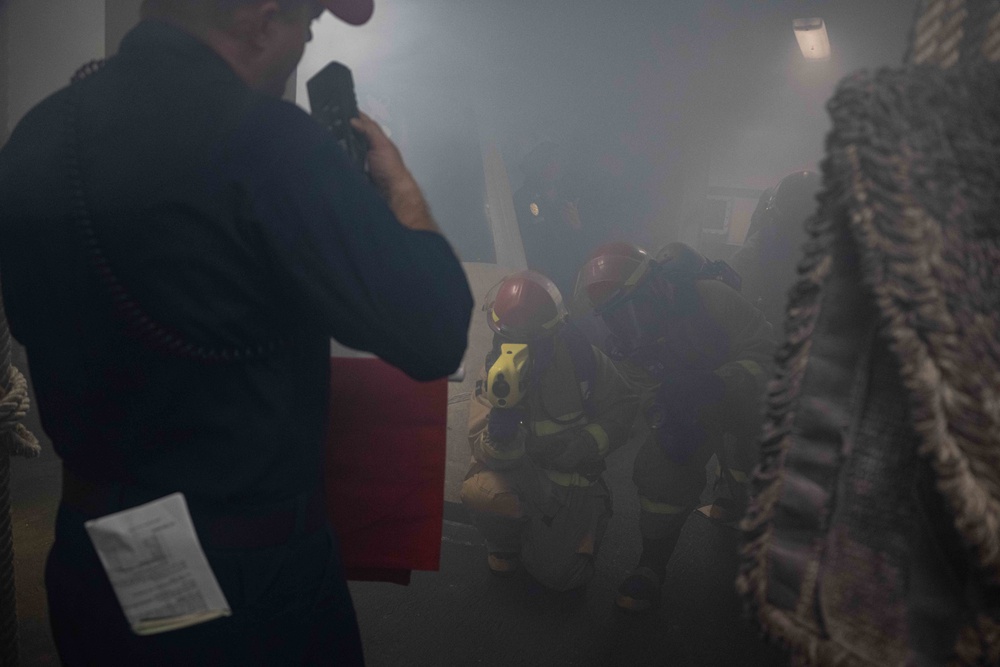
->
[[5, 0, 104, 133], [105, 0, 142, 57]]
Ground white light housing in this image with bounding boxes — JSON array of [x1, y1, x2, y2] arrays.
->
[[793, 18, 831, 61]]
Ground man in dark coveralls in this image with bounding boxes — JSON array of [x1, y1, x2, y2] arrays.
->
[[0, 0, 472, 664]]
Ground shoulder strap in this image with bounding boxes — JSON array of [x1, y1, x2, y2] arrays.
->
[[561, 323, 598, 419]]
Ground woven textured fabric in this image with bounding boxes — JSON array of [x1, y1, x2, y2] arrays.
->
[[737, 59, 1000, 666], [905, 0, 1000, 67]]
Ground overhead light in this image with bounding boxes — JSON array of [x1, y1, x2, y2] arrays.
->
[[793, 18, 831, 61]]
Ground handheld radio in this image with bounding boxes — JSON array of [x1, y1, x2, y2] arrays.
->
[[306, 61, 369, 172]]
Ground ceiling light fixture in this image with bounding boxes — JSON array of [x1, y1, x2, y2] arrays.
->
[[793, 18, 831, 61]]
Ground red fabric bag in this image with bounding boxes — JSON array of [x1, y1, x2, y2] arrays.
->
[[324, 356, 448, 584]]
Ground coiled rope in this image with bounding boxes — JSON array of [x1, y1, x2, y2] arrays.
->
[[0, 274, 40, 667], [906, 0, 1000, 67]]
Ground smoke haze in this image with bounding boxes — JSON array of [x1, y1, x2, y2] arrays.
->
[[296, 0, 916, 260]]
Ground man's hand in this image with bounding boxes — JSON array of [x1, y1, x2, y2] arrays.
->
[[487, 408, 524, 447], [350, 112, 439, 233]]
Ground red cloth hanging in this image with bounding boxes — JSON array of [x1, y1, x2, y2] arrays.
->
[[324, 356, 448, 584]]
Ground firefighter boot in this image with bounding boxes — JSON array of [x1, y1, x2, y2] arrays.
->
[[616, 532, 682, 612], [487, 551, 521, 576], [616, 566, 663, 612]]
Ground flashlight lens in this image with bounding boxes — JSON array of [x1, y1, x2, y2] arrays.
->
[[492, 375, 510, 399]]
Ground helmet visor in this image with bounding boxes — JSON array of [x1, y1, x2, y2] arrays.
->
[[599, 284, 661, 350], [575, 253, 649, 313]]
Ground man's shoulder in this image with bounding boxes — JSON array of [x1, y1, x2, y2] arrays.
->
[[213, 94, 360, 194], [693, 277, 761, 324], [2, 86, 74, 154], [246, 95, 316, 131], [232, 96, 330, 160]]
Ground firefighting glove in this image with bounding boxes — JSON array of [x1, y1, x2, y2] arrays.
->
[[648, 370, 726, 464], [541, 430, 600, 472], [487, 408, 525, 448]]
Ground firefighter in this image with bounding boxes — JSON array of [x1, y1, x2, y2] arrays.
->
[[460, 270, 637, 592], [729, 170, 821, 329], [575, 242, 775, 612]]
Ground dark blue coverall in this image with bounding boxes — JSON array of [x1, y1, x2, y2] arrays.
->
[[0, 20, 472, 666]]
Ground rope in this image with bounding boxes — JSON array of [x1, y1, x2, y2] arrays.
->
[[0, 293, 39, 460], [906, 0, 1000, 67], [739, 2, 1000, 664], [0, 274, 39, 667], [0, 454, 16, 667]]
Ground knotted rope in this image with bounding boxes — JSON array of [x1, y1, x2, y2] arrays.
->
[[0, 274, 40, 667], [738, 1, 1000, 664], [0, 335, 40, 460], [906, 0, 1000, 67]]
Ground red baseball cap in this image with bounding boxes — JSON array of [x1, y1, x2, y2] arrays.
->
[[320, 0, 374, 25]]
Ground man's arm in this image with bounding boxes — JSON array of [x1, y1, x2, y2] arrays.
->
[[539, 346, 637, 472], [468, 372, 527, 470], [350, 112, 438, 233], [697, 279, 776, 392], [582, 347, 639, 458], [238, 102, 473, 380]]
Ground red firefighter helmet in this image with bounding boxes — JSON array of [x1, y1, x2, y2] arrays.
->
[[485, 270, 568, 341], [574, 242, 653, 313]]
